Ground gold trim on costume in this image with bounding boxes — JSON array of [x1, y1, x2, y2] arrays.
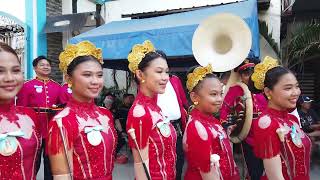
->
[[59, 41, 103, 74], [251, 56, 279, 90], [127, 40, 156, 73], [186, 64, 213, 92]]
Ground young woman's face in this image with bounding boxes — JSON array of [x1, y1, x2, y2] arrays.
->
[[69, 60, 103, 102], [265, 73, 301, 110], [0, 51, 23, 104], [192, 77, 223, 114], [140, 57, 169, 95]]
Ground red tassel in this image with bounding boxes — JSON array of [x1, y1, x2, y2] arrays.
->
[[46, 118, 77, 155]]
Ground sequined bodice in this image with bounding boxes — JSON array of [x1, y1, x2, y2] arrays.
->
[[0, 102, 41, 180], [183, 109, 239, 180], [127, 92, 177, 180], [253, 108, 311, 180], [48, 99, 117, 180]]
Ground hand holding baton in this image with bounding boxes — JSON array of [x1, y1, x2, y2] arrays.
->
[[210, 154, 222, 178], [276, 128, 293, 180], [56, 118, 73, 180], [128, 128, 151, 180]]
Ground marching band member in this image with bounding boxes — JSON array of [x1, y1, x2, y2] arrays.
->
[[0, 42, 41, 179], [17, 55, 61, 179], [47, 41, 117, 179], [183, 64, 240, 180], [220, 59, 267, 179], [59, 81, 72, 105], [126, 40, 176, 180], [252, 56, 311, 180]]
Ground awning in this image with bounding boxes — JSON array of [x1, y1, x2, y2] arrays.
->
[[70, 0, 259, 70], [45, 12, 104, 33]]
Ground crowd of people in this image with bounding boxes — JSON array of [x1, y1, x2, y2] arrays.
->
[[0, 39, 319, 180]]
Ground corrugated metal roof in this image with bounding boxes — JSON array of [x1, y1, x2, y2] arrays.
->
[[122, 1, 241, 19], [122, 0, 269, 19]]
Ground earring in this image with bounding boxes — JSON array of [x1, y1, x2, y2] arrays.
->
[[193, 101, 199, 105], [267, 96, 271, 100], [141, 79, 145, 83], [67, 82, 72, 88]]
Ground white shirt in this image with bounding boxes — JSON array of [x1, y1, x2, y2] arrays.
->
[[289, 108, 302, 128], [157, 81, 181, 121]]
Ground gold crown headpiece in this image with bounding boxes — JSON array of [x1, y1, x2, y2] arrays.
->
[[251, 56, 279, 90], [127, 40, 156, 73], [59, 41, 103, 74], [186, 64, 213, 92]]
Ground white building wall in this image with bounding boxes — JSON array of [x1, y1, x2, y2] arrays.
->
[[259, 0, 281, 49], [0, 0, 26, 23], [105, 0, 242, 18], [63, 0, 242, 22]]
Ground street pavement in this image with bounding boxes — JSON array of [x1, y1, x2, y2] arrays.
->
[[36, 156, 320, 179]]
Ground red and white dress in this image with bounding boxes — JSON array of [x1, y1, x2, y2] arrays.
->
[[183, 108, 240, 180], [126, 92, 177, 180], [253, 108, 311, 180], [47, 98, 117, 180], [0, 102, 41, 180]]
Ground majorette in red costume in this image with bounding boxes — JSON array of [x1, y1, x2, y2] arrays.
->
[[126, 40, 177, 180], [0, 42, 41, 180], [251, 56, 311, 180], [0, 102, 41, 179], [47, 98, 117, 179], [47, 41, 117, 179], [183, 64, 240, 180], [184, 108, 239, 180], [254, 108, 311, 180], [127, 91, 177, 179]]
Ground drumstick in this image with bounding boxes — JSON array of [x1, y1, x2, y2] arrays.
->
[[127, 128, 151, 180], [56, 118, 73, 180]]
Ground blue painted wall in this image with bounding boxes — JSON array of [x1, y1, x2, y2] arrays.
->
[[25, 0, 47, 79]]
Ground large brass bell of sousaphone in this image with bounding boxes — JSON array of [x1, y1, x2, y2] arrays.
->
[[192, 13, 252, 72], [192, 13, 253, 143]]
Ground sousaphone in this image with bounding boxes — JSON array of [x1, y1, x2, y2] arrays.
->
[[192, 13, 253, 143]]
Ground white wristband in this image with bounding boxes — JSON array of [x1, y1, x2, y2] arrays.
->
[[53, 174, 72, 180]]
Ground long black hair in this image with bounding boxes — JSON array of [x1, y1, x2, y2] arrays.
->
[[264, 66, 292, 90]]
